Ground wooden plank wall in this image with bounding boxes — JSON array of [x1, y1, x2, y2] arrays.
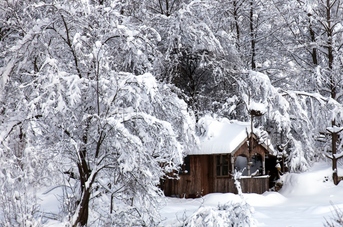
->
[[163, 155, 212, 198], [214, 177, 238, 194], [163, 154, 270, 197], [213, 177, 269, 194], [239, 177, 270, 194]]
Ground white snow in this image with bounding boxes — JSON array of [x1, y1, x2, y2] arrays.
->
[[248, 101, 267, 115], [135, 73, 158, 99], [194, 115, 250, 155], [0, 58, 15, 100], [95, 41, 102, 49], [194, 115, 274, 155], [326, 126, 343, 134], [160, 162, 343, 227]]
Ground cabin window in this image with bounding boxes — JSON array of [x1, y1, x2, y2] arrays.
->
[[180, 156, 190, 174], [216, 155, 229, 176], [250, 154, 262, 176], [235, 155, 248, 176]]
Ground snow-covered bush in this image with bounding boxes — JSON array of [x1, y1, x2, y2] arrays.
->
[[183, 199, 257, 227], [183, 171, 257, 227]]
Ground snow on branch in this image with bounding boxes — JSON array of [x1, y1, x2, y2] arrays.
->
[[334, 152, 343, 160], [281, 90, 333, 106], [324, 152, 343, 160], [326, 126, 343, 134]]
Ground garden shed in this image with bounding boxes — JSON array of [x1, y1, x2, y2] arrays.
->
[[162, 116, 278, 198]]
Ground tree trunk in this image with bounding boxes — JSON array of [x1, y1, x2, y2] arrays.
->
[[326, 0, 338, 185], [308, 16, 318, 66], [73, 188, 91, 226], [250, 0, 256, 69], [74, 119, 92, 226], [332, 131, 339, 185], [326, 0, 336, 100], [233, 0, 240, 50]]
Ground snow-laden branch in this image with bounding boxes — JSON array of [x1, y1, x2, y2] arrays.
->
[[325, 153, 333, 160], [326, 126, 343, 134], [281, 90, 328, 105], [0, 114, 42, 143], [325, 152, 343, 160], [334, 152, 343, 160]]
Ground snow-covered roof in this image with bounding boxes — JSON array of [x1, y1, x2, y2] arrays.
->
[[190, 116, 274, 155]]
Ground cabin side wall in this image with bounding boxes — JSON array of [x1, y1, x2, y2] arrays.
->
[[239, 177, 270, 194], [163, 155, 212, 198], [213, 177, 269, 194], [214, 177, 237, 194]]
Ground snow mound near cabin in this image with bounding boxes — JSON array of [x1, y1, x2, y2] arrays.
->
[[279, 162, 343, 197]]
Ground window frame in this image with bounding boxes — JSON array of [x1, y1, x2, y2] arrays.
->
[[216, 154, 230, 177]]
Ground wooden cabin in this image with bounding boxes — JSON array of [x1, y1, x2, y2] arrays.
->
[[162, 118, 278, 198]]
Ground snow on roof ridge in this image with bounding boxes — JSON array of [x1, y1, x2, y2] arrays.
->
[[191, 116, 250, 155], [191, 115, 274, 155]]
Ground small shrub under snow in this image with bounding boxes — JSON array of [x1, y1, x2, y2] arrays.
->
[[183, 171, 257, 227], [183, 200, 257, 227]]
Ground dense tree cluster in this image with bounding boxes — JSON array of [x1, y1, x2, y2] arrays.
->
[[0, 0, 343, 226]]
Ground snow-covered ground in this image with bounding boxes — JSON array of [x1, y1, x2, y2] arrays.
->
[[160, 162, 343, 227]]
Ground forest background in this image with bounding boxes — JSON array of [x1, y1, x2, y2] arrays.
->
[[0, 0, 343, 226]]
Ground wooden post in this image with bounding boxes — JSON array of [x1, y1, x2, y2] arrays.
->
[[326, 126, 343, 185], [249, 113, 253, 176], [262, 155, 265, 175], [250, 113, 253, 154], [231, 156, 235, 174], [281, 130, 285, 173], [332, 131, 338, 185]]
